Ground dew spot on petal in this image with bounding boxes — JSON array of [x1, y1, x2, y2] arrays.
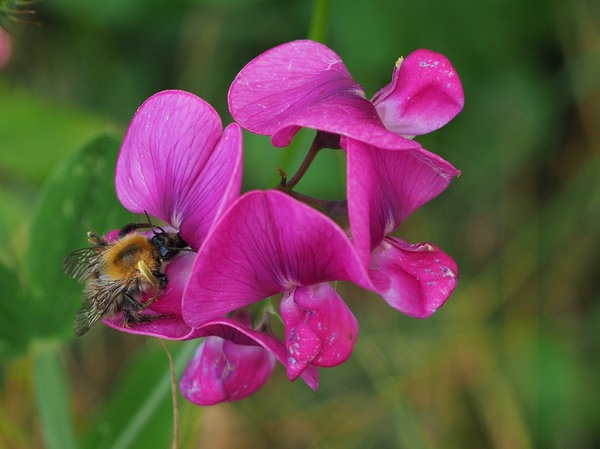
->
[[440, 266, 458, 279]]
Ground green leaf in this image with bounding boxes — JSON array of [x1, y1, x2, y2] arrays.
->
[[25, 133, 135, 341]]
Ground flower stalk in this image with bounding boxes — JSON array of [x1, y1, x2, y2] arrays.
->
[[307, 0, 332, 43], [159, 340, 179, 449]]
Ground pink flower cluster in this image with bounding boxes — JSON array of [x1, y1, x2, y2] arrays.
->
[[106, 40, 464, 405]]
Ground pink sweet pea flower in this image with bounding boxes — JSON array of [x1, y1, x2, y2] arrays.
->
[[228, 39, 463, 149], [104, 89, 243, 339], [228, 39, 462, 319], [103, 90, 320, 398], [183, 190, 374, 381], [346, 138, 460, 317]]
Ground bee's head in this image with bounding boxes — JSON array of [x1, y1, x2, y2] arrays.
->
[[151, 232, 189, 261]]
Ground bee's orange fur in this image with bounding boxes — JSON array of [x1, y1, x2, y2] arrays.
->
[[101, 234, 160, 281]]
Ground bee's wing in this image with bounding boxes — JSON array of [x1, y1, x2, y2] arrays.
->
[[73, 283, 125, 336], [62, 248, 97, 283], [73, 299, 103, 336]]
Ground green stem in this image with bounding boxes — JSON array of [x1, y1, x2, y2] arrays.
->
[[287, 190, 335, 210], [307, 0, 332, 43], [159, 340, 179, 449], [286, 140, 322, 189], [32, 342, 77, 449], [286, 131, 340, 189]]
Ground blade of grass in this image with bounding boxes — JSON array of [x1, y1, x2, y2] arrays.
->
[[32, 342, 77, 449]]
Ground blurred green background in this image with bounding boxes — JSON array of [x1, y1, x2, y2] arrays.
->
[[1, 0, 599, 448]]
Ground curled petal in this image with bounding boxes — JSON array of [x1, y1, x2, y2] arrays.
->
[[180, 336, 276, 406], [372, 49, 464, 136], [103, 314, 201, 340], [346, 138, 460, 266], [370, 238, 458, 318], [281, 283, 358, 381], [183, 190, 372, 327], [115, 90, 242, 249], [228, 39, 418, 150]]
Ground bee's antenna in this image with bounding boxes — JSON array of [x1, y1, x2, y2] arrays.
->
[[143, 210, 153, 225], [81, 218, 95, 233], [119, 212, 169, 237], [144, 210, 166, 234]]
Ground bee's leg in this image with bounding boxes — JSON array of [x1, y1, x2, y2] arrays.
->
[[122, 292, 170, 327], [122, 308, 137, 328], [121, 293, 145, 327], [142, 274, 167, 309], [128, 312, 171, 325]]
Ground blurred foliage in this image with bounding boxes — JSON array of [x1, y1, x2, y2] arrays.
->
[[0, 0, 599, 448]]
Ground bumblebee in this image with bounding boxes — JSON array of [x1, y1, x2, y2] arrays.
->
[[63, 221, 189, 336]]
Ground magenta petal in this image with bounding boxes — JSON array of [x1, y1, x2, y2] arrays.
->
[[183, 190, 372, 327], [115, 90, 242, 249], [103, 313, 201, 340], [180, 336, 276, 406], [281, 283, 358, 381], [370, 238, 458, 318], [149, 252, 194, 315], [372, 49, 464, 136], [346, 138, 460, 266], [228, 40, 418, 150]]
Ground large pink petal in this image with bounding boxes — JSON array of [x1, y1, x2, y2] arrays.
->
[[183, 190, 372, 327], [228, 40, 418, 150], [346, 138, 460, 266], [115, 90, 242, 249], [281, 283, 358, 381], [370, 238, 458, 318], [372, 49, 464, 136]]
